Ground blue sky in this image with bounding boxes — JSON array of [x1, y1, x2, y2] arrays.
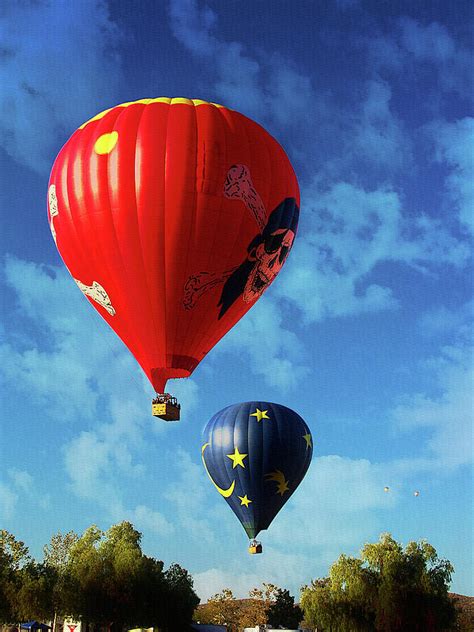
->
[[0, 0, 472, 601]]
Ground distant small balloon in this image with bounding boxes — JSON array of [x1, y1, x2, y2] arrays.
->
[[384, 486, 390, 492], [414, 490, 420, 496]]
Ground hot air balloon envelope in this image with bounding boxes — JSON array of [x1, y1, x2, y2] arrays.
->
[[201, 401, 313, 540], [48, 98, 299, 401]]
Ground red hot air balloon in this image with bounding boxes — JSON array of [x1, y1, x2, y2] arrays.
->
[[48, 98, 300, 418]]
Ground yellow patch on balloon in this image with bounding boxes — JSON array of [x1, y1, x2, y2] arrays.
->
[[94, 131, 118, 155]]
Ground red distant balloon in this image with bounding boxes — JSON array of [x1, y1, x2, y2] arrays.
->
[[48, 98, 299, 394]]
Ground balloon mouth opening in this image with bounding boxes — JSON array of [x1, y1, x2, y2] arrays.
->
[[150, 356, 198, 392]]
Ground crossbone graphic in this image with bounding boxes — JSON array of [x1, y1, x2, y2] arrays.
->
[[48, 184, 59, 243], [75, 279, 116, 316], [183, 164, 297, 319]]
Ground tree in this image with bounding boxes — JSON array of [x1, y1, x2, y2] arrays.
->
[[43, 530, 79, 631], [0, 530, 31, 622], [44, 531, 79, 569], [301, 533, 457, 632], [58, 521, 198, 631], [12, 562, 56, 620], [266, 587, 302, 629], [194, 589, 240, 632], [195, 582, 300, 631], [161, 563, 200, 631]]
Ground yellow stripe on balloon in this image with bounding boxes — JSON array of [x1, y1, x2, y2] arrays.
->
[[79, 97, 227, 130]]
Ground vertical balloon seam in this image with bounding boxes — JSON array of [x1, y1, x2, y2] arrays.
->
[[87, 107, 137, 343], [252, 401, 262, 536], [160, 103, 173, 385], [277, 404, 291, 525], [66, 126, 100, 283], [132, 103, 162, 373], [164, 102, 197, 380], [293, 415, 311, 491], [260, 121, 275, 234], [186, 105, 227, 364], [211, 409, 228, 493], [294, 412, 310, 495], [269, 403, 284, 530], [233, 403, 247, 532], [246, 401, 256, 533], [296, 418, 312, 503], [241, 404, 256, 537], [92, 107, 143, 355], [62, 131, 98, 295], [185, 105, 239, 362], [138, 102, 168, 376], [221, 407, 236, 494], [154, 102, 172, 388], [164, 103, 189, 367], [224, 112, 258, 273], [104, 105, 150, 374], [172, 102, 200, 367], [66, 119, 132, 356], [290, 412, 308, 491], [54, 138, 88, 279]]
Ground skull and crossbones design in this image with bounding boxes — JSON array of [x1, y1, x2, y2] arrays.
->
[[184, 164, 299, 318]]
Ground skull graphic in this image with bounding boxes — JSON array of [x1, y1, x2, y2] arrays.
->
[[243, 227, 295, 303], [183, 165, 299, 319], [217, 197, 299, 318]]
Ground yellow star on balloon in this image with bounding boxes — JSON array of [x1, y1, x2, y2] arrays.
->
[[239, 494, 252, 507], [226, 447, 247, 468], [303, 433, 312, 449], [250, 408, 270, 422]]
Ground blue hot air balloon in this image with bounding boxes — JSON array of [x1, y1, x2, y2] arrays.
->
[[201, 401, 313, 553]]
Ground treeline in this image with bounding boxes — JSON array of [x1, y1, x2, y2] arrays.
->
[[196, 534, 463, 632], [1, 528, 467, 631], [194, 584, 302, 631], [0, 522, 198, 630]]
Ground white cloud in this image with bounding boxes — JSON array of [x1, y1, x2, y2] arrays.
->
[[391, 342, 473, 469], [8, 468, 33, 492], [0, 481, 18, 521], [427, 117, 474, 236], [1, 256, 182, 536], [192, 567, 260, 601], [0, 0, 124, 172], [274, 180, 470, 324], [5, 467, 51, 511], [215, 296, 309, 390], [398, 18, 473, 100], [124, 504, 175, 537], [368, 19, 473, 105], [63, 418, 175, 537], [419, 301, 473, 338], [164, 448, 219, 547], [274, 183, 401, 323], [169, 0, 319, 134], [351, 78, 411, 172]]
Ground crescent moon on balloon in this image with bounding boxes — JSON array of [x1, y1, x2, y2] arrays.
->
[[201, 442, 235, 498]]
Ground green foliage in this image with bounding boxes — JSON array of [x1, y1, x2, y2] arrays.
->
[[13, 562, 56, 620], [0, 529, 31, 622], [266, 587, 302, 629], [301, 533, 457, 632], [0, 523, 198, 630], [43, 531, 79, 570]]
